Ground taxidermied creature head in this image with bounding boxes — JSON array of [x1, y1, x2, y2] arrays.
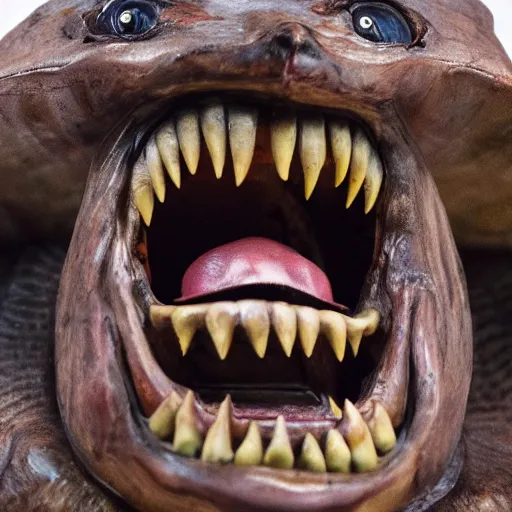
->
[[0, 1, 510, 510]]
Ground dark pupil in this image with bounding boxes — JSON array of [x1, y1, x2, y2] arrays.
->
[[353, 5, 412, 44], [117, 8, 149, 34], [119, 10, 136, 31]]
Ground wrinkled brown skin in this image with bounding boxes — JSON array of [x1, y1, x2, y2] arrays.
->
[[0, 0, 511, 511]]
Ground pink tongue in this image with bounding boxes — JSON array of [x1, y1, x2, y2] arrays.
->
[[181, 237, 333, 302]]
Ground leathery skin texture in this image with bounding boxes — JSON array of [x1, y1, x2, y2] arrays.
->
[[0, 0, 510, 511]]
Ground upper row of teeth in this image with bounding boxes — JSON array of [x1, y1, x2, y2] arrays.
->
[[148, 392, 397, 474], [150, 302, 380, 362], [131, 102, 384, 226]]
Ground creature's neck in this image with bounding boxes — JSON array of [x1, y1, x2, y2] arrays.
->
[[0, 245, 112, 510]]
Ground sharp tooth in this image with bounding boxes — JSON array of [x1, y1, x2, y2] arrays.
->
[[319, 310, 347, 362], [149, 392, 182, 440], [134, 186, 154, 227], [201, 395, 234, 464], [366, 401, 397, 454], [347, 326, 363, 358], [234, 421, 263, 467], [201, 102, 226, 179], [263, 416, 294, 469], [330, 122, 352, 187], [176, 109, 201, 175], [171, 305, 208, 356], [296, 306, 320, 358], [173, 391, 202, 457], [146, 136, 166, 203], [345, 309, 381, 357], [325, 429, 351, 473], [341, 400, 378, 472], [132, 154, 154, 227], [239, 301, 270, 358], [300, 117, 326, 200], [298, 433, 327, 473], [346, 130, 371, 208], [228, 107, 258, 186], [156, 121, 181, 189], [205, 302, 239, 360], [329, 396, 342, 420], [271, 302, 297, 357], [271, 116, 297, 181], [364, 149, 384, 214]]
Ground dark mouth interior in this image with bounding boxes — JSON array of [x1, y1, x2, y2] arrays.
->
[[137, 96, 385, 419], [148, 161, 376, 308], [150, 328, 381, 417]]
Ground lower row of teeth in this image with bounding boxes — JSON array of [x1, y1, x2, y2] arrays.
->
[[132, 102, 384, 227], [148, 392, 397, 474], [150, 302, 381, 361]]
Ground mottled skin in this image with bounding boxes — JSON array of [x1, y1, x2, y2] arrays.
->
[[0, 1, 510, 511]]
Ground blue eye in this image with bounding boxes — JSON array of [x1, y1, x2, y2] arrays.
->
[[98, 0, 159, 38], [352, 3, 412, 44]]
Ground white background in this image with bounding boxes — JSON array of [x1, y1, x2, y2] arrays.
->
[[1, 0, 511, 57]]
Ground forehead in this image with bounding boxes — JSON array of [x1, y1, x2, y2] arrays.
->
[[18, 0, 494, 24]]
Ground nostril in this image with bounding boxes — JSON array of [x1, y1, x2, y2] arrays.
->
[[272, 23, 322, 60], [275, 33, 296, 52]]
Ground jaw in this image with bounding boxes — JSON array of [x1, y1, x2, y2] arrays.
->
[[55, 84, 472, 511]]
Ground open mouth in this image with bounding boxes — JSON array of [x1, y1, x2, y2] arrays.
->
[[129, 94, 400, 473], [56, 77, 472, 510]]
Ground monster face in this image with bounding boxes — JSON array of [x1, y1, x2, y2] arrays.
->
[[0, 0, 510, 510]]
